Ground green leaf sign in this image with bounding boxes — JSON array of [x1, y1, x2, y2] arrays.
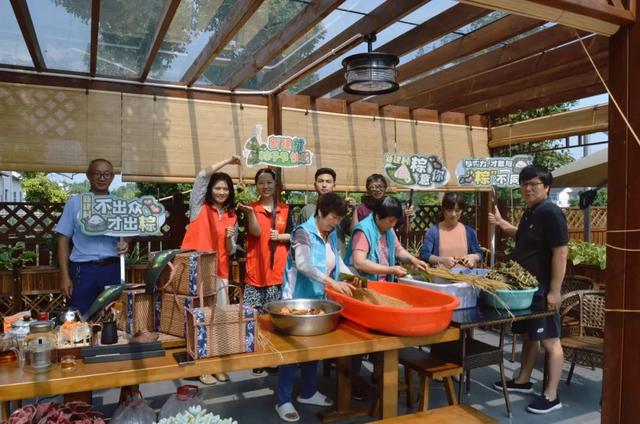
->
[[243, 125, 313, 168], [456, 155, 533, 187], [383, 152, 450, 189], [78, 193, 166, 237]]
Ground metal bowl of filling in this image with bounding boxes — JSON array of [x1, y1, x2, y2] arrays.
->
[[264, 299, 343, 336]]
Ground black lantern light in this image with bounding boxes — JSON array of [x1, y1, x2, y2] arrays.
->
[[342, 33, 399, 95]]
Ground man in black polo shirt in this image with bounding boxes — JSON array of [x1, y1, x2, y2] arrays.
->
[[490, 165, 568, 414]]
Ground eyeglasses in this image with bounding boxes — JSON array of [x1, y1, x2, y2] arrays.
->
[[520, 181, 544, 189], [367, 184, 386, 191], [91, 172, 113, 180]]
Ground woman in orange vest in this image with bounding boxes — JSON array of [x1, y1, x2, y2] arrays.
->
[[181, 155, 241, 384], [238, 168, 293, 376]]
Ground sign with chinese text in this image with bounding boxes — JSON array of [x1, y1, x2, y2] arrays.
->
[[243, 125, 313, 168], [455, 155, 533, 187], [383, 153, 450, 189], [78, 193, 166, 237]]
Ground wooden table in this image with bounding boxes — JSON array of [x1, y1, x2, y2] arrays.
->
[[430, 305, 556, 417], [0, 316, 459, 420]]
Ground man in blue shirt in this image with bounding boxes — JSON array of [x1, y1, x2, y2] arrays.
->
[[56, 159, 129, 314]]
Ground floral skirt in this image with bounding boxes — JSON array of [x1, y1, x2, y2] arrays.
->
[[243, 284, 281, 310]]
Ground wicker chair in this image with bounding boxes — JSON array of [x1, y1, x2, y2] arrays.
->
[[560, 290, 605, 385], [509, 275, 597, 361]]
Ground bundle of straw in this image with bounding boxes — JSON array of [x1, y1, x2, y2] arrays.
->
[[423, 266, 511, 292]]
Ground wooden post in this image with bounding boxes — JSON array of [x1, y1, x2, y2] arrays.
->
[[268, 94, 283, 191], [164, 192, 188, 249], [603, 5, 640, 422]]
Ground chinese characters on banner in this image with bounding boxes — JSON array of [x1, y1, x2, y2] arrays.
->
[[455, 155, 533, 187], [383, 153, 450, 189], [78, 193, 167, 237], [243, 125, 313, 168]]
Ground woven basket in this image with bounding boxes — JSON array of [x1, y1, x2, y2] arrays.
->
[[159, 291, 214, 337], [186, 301, 257, 359], [161, 252, 217, 297], [118, 285, 155, 335]]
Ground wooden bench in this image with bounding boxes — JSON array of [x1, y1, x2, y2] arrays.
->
[[369, 404, 498, 423], [399, 347, 463, 411]]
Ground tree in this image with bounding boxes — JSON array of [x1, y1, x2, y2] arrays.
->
[[113, 183, 141, 200], [136, 182, 192, 201], [21, 173, 69, 203]]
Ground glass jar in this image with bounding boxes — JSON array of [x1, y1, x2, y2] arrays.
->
[[9, 320, 30, 344], [23, 320, 57, 373]]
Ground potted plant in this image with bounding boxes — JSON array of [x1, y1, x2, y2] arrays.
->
[[566, 240, 606, 286], [0, 242, 37, 297], [125, 244, 148, 284]]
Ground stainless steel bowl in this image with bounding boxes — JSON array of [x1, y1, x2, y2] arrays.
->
[[264, 299, 343, 336]]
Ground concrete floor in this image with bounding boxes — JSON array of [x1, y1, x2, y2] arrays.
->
[[31, 329, 603, 423]]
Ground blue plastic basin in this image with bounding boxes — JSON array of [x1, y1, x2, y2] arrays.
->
[[482, 287, 538, 310]]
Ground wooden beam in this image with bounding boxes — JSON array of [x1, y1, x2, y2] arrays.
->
[[139, 0, 181, 82], [298, 3, 491, 98], [458, 68, 606, 115], [420, 35, 608, 111], [373, 24, 583, 108], [181, 0, 265, 86], [223, 0, 343, 89], [90, 0, 100, 76], [489, 103, 608, 147], [489, 83, 605, 118], [10, 0, 45, 71], [458, 0, 621, 35], [452, 52, 608, 111], [603, 8, 640, 422], [439, 50, 608, 113], [344, 14, 544, 103], [0, 70, 268, 106], [264, 0, 431, 93], [528, 0, 634, 25]]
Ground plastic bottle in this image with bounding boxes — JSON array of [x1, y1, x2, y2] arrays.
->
[[158, 385, 205, 420]]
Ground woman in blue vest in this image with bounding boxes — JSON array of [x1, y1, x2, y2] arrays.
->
[[345, 196, 428, 280], [275, 193, 355, 422], [419, 192, 483, 268]]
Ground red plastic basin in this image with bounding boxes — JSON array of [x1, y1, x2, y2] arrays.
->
[[325, 281, 460, 336]]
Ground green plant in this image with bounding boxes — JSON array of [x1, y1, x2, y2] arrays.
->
[[125, 244, 147, 265], [568, 239, 606, 270], [0, 242, 37, 271]]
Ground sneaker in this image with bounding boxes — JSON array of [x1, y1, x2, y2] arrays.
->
[[527, 394, 562, 414], [493, 379, 534, 393], [252, 368, 266, 376], [351, 385, 367, 401]]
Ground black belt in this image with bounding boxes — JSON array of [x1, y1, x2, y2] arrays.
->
[[80, 257, 120, 266]]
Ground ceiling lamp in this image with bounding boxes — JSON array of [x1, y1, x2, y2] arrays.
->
[[342, 33, 399, 95]]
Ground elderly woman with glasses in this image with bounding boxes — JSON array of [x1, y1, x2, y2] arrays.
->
[[419, 192, 483, 269], [348, 174, 414, 233]]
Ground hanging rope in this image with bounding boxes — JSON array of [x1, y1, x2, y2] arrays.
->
[[576, 32, 640, 253], [575, 31, 640, 148]]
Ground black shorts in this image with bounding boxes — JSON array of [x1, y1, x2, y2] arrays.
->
[[511, 295, 561, 341]]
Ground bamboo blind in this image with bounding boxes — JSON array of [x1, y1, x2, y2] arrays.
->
[[122, 94, 267, 182], [282, 107, 489, 191], [0, 83, 121, 172]]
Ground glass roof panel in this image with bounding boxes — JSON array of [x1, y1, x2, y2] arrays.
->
[[339, 0, 385, 15], [0, 1, 33, 67], [197, 0, 308, 88], [289, 0, 459, 94], [27, 0, 91, 72], [242, 6, 363, 91], [148, 0, 227, 82], [96, 0, 165, 78]]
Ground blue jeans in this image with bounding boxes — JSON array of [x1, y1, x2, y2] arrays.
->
[[276, 361, 319, 406], [69, 261, 120, 315]]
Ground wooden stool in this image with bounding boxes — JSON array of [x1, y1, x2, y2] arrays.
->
[[399, 348, 463, 411], [369, 404, 498, 423]]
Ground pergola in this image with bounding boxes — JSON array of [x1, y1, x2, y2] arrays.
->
[[1, 1, 639, 422]]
